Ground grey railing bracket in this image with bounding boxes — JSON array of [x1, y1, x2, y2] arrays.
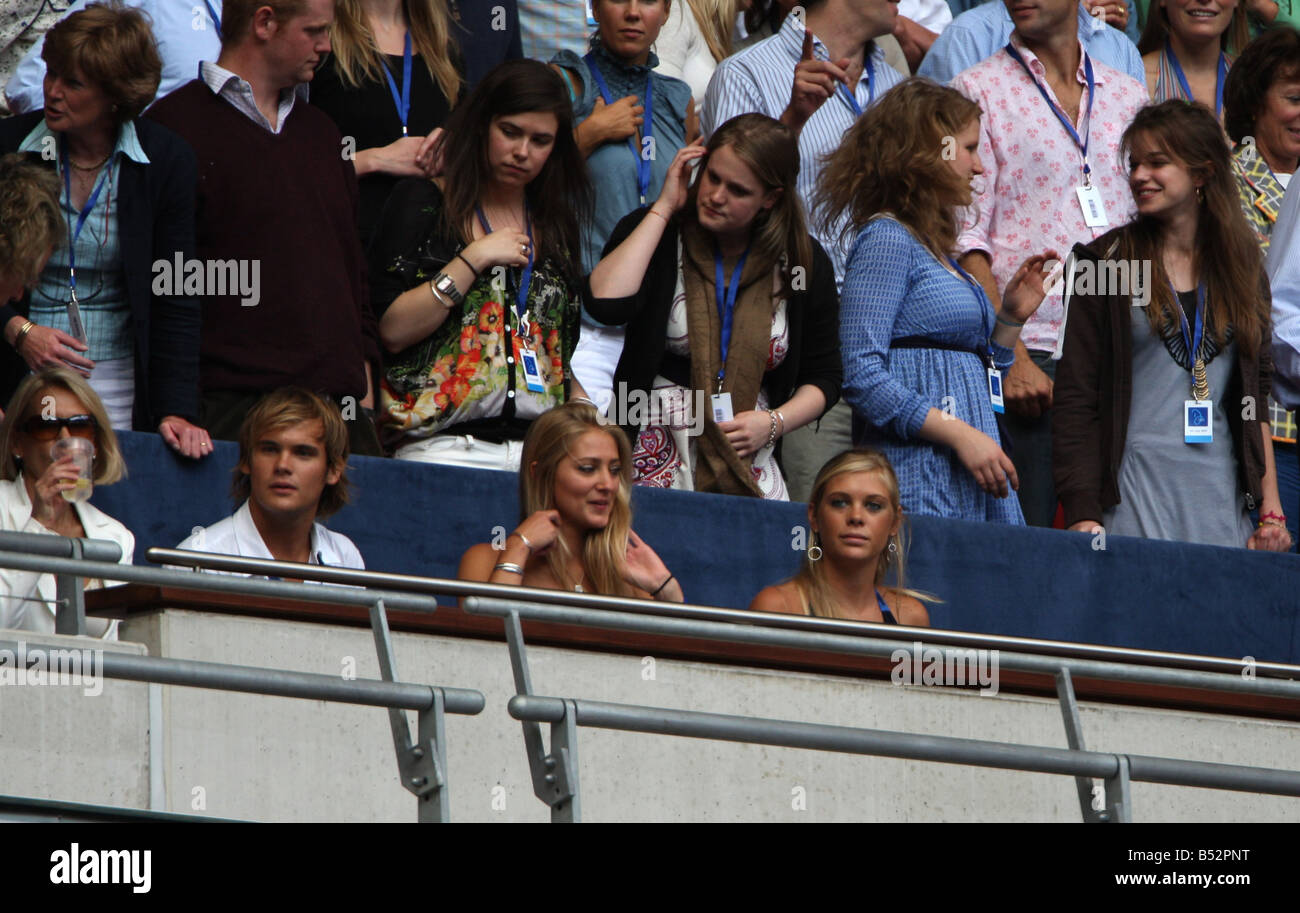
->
[[1055, 667, 1107, 823], [1105, 755, 1133, 823], [503, 609, 581, 821], [370, 599, 450, 822], [54, 537, 87, 636]]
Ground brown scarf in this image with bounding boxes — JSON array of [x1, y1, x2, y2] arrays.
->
[[679, 221, 780, 497]]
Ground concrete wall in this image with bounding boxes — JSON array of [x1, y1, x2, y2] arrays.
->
[[6, 611, 1298, 822]]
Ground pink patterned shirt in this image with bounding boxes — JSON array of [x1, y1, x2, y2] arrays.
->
[[953, 37, 1148, 353]]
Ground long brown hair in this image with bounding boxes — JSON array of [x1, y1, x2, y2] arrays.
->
[[1137, 0, 1249, 57], [1118, 101, 1266, 355], [789, 450, 933, 619], [437, 60, 591, 284], [328, 0, 461, 103], [814, 78, 981, 260], [519, 403, 635, 597], [684, 112, 812, 292]]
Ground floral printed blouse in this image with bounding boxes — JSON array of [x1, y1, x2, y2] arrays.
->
[[368, 179, 582, 446]]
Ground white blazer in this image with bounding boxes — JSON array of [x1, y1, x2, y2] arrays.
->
[[0, 476, 134, 639]]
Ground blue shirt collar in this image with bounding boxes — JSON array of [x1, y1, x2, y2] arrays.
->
[[19, 118, 150, 165]]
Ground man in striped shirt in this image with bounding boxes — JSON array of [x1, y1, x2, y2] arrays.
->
[[700, 0, 907, 499]]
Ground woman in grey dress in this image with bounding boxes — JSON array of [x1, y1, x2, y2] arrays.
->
[[1053, 101, 1291, 551]]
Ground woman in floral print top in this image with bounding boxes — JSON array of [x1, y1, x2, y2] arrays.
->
[[368, 60, 592, 468]]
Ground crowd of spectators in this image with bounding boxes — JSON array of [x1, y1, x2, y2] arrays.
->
[[0, 0, 1298, 632]]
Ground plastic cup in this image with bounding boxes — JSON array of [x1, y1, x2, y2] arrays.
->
[[51, 437, 94, 503]]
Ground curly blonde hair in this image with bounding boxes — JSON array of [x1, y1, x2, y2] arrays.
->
[[814, 77, 980, 259]]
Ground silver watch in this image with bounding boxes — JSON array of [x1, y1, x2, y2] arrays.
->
[[431, 271, 464, 306]]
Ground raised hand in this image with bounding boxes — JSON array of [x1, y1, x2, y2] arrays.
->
[[1001, 250, 1060, 325], [782, 29, 850, 133], [512, 509, 562, 556], [652, 144, 707, 216]]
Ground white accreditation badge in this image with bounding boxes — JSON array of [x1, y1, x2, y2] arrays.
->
[[1076, 183, 1109, 228], [1184, 399, 1213, 444], [512, 333, 546, 393], [711, 392, 734, 423], [988, 367, 1005, 414]]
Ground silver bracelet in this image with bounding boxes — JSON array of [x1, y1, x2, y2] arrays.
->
[[513, 532, 534, 552], [494, 562, 525, 575]]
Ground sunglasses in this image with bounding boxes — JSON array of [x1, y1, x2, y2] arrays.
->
[[20, 414, 98, 442]]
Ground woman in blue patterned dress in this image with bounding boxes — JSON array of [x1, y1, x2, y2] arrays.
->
[[815, 79, 1056, 523]]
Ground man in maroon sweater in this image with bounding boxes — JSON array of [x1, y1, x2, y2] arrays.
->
[[147, 0, 382, 454]]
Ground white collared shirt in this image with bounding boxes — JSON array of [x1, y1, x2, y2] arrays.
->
[[198, 60, 308, 134], [176, 501, 364, 575], [0, 476, 132, 639]]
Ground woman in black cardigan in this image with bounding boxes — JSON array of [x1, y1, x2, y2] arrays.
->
[[584, 112, 840, 499], [0, 3, 207, 458]]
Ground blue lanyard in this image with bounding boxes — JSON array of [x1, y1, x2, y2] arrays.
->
[[713, 243, 750, 387], [1165, 38, 1227, 120], [1005, 43, 1096, 183], [837, 57, 874, 117], [583, 53, 654, 205], [1170, 281, 1207, 368], [947, 256, 995, 362], [203, 0, 222, 38], [475, 206, 534, 326], [60, 143, 113, 299], [381, 32, 413, 136]]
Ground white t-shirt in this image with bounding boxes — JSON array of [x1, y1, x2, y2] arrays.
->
[[176, 501, 364, 574]]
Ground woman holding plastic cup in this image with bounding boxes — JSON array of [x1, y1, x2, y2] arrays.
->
[[0, 366, 133, 638]]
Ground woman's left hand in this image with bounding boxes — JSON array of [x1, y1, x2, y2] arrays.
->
[[159, 415, 214, 460], [1000, 250, 1060, 325], [719, 410, 774, 459], [624, 530, 678, 598], [1248, 522, 1293, 552]]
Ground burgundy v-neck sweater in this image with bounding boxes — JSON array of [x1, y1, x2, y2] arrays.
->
[[147, 80, 379, 398]]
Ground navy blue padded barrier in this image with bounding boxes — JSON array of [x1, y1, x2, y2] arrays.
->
[[92, 431, 1300, 663]]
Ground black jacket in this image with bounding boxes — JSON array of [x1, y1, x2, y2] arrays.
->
[[0, 111, 200, 428], [583, 208, 842, 445]]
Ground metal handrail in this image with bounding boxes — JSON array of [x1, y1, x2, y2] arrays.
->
[[463, 597, 1300, 700], [0, 638, 483, 713], [0, 533, 483, 821], [146, 548, 1300, 681], [508, 695, 1300, 798], [459, 595, 1300, 822]]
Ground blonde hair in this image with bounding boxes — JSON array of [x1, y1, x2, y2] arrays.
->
[[815, 78, 981, 260], [790, 450, 933, 618], [681, 0, 736, 62], [0, 154, 62, 290], [519, 402, 635, 597], [0, 367, 127, 485], [329, 0, 461, 104]]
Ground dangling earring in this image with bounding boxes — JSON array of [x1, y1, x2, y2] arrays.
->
[[884, 540, 898, 564], [1196, 185, 1204, 204], [807, 533, 822, 562]]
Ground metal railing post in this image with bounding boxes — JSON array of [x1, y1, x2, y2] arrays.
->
[[1106, 755, 1133, 823], [1055, 668, 1106, 823], [368, 598, 447, 821], [53, 538, 86, 636], [503, 609, 581, 819]]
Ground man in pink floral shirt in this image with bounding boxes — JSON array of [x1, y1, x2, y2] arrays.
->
[[952, 0, 1147, 527]]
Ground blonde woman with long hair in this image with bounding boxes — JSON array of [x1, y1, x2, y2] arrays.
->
[[310, 0, 464, 244], [750, 450, 930, 625], [459, 402, 684, 600]]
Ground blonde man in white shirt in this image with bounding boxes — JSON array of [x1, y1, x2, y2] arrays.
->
[[178, 388, 364, 571]]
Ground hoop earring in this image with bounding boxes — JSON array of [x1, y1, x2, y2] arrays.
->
[[807, 533, 822, 562], [884, 540, 898, 564]]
